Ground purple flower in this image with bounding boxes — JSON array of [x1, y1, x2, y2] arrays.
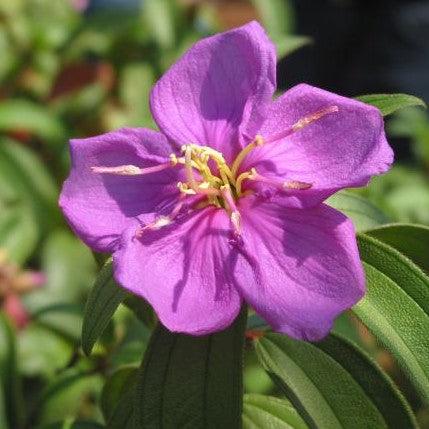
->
[[59, 21, 393, 341]]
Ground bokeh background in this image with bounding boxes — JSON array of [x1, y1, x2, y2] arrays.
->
[[0, 0, 428, 427]]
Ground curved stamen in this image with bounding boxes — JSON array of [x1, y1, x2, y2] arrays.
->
[[231, 135, 264, 179], [235, 169, 256, 196], [249, 170, 312, 192], [91, 162, 174, 176], [265, 105, 339, 144]]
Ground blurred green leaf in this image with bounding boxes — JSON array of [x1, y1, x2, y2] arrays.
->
[[18, 323, 73, 378], [0, 200, 39, 264], [101, 366, 138, 427], [0, 314, 24, 429], [355, 94, 426, 116], [354, 234, 429, 403], [256, 333, 387, 428], [134, 307, 247, 428], [317, 334, 417, 428], [81, 260, 127, 356], [0, 100, 66, 142], [366, 223, 429, 273], [24, 230, 96, 311], [251, 0, 294, 38], [273, 35, 311, 58], [0, 138, 59, 263], [243, 394, 308, 429], [327, 191, 389, 232], [37, 369, 103, 426], [119, 63, 154, 125], [143, 0, 178, 50], [32, 303, 83, 344]]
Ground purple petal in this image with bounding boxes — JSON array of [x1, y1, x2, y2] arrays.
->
[[113, 208, 242, 335], [240, 84, 393, 206], [59, 128, 181, 252], [150, 21, 276, 161], [234, 196, 365, 341]]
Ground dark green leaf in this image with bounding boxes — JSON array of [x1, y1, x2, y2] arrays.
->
[[354, 234, 429, 402], [327, 191, 389, 232], [355, 93, 426, 116], [0, 383, 9, 429], [103, 368, 138, 428], [256, 333, 387, 428], [317, 334, 417, 428], [366, 223, 429, 273], [243, 394, 308, 429], [36, 421, 104, 429], [134, 307, 247, 428], [81, 260, 128, 356]]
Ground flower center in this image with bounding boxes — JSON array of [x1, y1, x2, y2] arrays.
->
[[91, 105, 338, 237]]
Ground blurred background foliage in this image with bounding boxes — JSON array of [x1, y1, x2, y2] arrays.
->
[[0, 0, 427, 428]]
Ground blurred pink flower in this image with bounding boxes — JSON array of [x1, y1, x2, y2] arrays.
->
[[70, 0, 89, 12]]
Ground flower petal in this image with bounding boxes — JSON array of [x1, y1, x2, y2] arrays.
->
[[113, 208, 242, 335], [150, 21, 276, 161], [234, 196, 365, 341], [59, 128, 181, 252], [241, 84, 393, 206]]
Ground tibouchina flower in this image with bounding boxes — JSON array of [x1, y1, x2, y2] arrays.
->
[[60, 21, 393, 341]]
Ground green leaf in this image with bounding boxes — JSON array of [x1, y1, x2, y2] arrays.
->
[[355, 93, 426, 116], [366, 223, 429, 273], [256, 333, 387, 428], [17, 323, 73, 378], [0, 383, 9, 429], [143, 0, 177, 50], [0, 199, 39, 264], [251, 0, 294, 37], [0, 314, 24, 429], [37, 369, 103, 425], [243, 394, 308, 429], [134, 307, 247, 428], [354, 234, 429, 402], [273, 35, 311, 58], [317, 334, 417, 428], [81, 260, 128, 356], [327, 191, 389, 232], [0, 100, 66, 142], [24, 229, 96, 312], [0, 138, 59, 262], [101, 366, 138, 427], [36, 420, 104, 429]]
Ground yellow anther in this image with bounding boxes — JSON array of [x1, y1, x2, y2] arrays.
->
[[230, 135, 264, 179], [231, 211, 241, 235], [283, 180, 312, 190], [177, 182, 196, 195], [198, 182, 210, 189], [169, 154, 178, 166]]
